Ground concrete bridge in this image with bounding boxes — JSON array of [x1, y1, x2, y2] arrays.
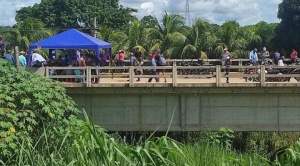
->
[[24, 62, 300, 132]]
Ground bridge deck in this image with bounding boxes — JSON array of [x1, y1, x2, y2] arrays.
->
[[62, 76, 300, 88]]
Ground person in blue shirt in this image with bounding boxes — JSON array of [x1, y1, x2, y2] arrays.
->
[[249, 48, 258, 65], [4, 50, 15, 64], [148, 55, 158, 82], [273, 50, 280, 65], [19, 51, 27, 67]]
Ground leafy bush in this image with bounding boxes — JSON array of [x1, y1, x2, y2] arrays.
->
[[0, 59, 79, 158], [233, 132, 300, 159], [204, 127, 235, 149], [275, 140, 300, 166]]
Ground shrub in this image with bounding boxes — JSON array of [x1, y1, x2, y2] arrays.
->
[[0, 59, 79, 158]]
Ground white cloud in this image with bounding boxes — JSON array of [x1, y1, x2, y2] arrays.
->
[[140, 2, 155, 15], [0, 0, 281, 26], [0, 0, 41, 26]]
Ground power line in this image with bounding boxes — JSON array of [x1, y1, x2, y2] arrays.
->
[[0, 27, 96, 32]]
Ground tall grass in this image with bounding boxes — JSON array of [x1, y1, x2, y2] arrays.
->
[[0, 111, 287, 166]]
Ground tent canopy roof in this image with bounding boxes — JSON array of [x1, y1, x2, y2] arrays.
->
[[29, 29, 111, 49]]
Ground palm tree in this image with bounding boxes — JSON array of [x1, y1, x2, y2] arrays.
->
[[181, 19, 219, 59], [97, 26, 128, 55], [148, 12, 186, 58], [7, 17, 52, 52], [215, 21, 262, 58], [127, 19, 147, 54]]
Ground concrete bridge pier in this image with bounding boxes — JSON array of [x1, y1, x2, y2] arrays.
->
[[67, 87, 300, 132]]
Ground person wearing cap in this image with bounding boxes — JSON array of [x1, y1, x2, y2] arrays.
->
[[19, 51, 27, 67], [261, 47, 270, 65], [249, 48, 258, 65], [219, 48, 231, 66]]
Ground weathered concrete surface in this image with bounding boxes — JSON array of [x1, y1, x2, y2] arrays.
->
[[19, 67, 46, 76], [67, 87, 300, 132]]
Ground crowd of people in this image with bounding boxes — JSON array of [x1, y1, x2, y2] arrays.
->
[[1, 41, 299, 84], [219, 47, 299, 83], [114, 48, 167, 82]]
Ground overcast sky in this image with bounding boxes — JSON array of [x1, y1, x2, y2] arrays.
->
[[1, 0, 282, 26]]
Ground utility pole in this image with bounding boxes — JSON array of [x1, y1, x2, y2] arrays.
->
[[93, 17, 97, 37]]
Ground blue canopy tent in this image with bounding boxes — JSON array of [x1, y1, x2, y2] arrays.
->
[[27, 29, 112, 65]]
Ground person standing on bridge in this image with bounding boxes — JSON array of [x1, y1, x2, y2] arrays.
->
[[273, 50, 280, 65], [220, 48, 231, 67], [148, 54, 158, 82], [261, 47, 270, 65], [290, 49, 298, 64], [249, 48, 258, 65], [219, 48, 232, 83], [134, 48, 144, 82], [118, 50, 125, 73]]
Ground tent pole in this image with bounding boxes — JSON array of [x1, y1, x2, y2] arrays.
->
[[93, 17, 97, 37]]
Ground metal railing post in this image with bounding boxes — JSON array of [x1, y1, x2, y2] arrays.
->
[[86, 66, 91, 87], [260, 65, 266, 87], [172, 61, 177, 87], [216, 65, 221, 87], [129, 66, 134, 87]]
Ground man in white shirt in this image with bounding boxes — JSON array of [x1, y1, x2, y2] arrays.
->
[[31, 49, 46, 67], [278, 56, 285, 66]]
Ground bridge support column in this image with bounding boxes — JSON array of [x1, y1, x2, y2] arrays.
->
[[180, 94, 186, 131], [216, 65, 221, 87], [172, 62, 177, 87], [129, 66, 134, 87], [260, 65, 266, 87], [86, 66, 91, 87]]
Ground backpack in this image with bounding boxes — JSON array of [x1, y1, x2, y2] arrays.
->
[[158, 54, 166, 66], [225, 58, 231, 66]]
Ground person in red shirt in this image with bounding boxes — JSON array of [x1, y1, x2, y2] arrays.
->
[[118, 50, 125, 72], [290, 49, 298, 64]]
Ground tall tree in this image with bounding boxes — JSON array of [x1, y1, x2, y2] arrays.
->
[[15, 0, 137, 30], [127, 19, 148, 53], [97, 26, 128, 54], [181, 19, 217, 58], [277, 0, 300, 50], [254, 21, 278, 51], [149, 12, 186, 58], [5, 18, 52, 52], [140, 15, 157, 28]]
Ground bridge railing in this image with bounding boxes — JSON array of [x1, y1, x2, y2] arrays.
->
[[44, 64, 300, 87], [108, 58, 294, 67]]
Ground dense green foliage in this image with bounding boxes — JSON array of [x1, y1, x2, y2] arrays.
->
[[0, 0, 297, 59], [15, 0, 137, 30], [7, 18, 52, 52], [277, 0, 300, 50], [0, 59, 79, 158], [3, 0, 299, 59], [0, 113, 272, 166]]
